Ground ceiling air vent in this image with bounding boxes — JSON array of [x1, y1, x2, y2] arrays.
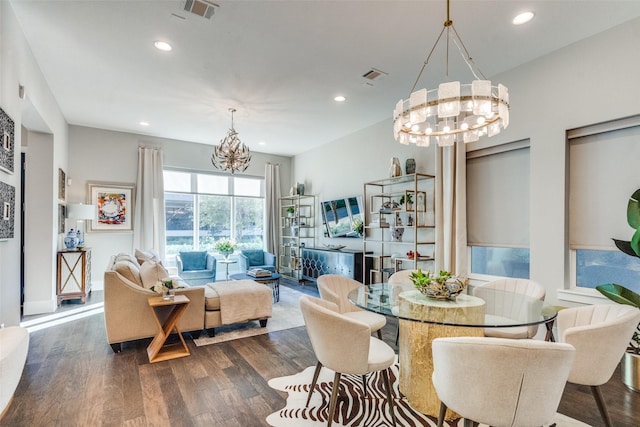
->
[[183, 0, 219, 19], [361, 68, 388, 86]]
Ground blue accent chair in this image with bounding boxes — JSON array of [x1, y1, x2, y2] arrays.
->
[[176, 251, 217, 286], [238, 249, 277, 273]]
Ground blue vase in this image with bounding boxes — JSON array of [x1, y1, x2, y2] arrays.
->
[[64, 229, 79, 249]]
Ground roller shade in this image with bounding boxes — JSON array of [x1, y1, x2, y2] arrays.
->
[[467, 141, 530, 247]]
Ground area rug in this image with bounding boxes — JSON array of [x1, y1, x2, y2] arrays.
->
[[266, 362, 590, 427], [193, 285, 305, 346]]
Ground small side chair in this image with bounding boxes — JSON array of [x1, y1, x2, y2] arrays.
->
[[300, 295, 397, 427], [317, 274, 386, 339]]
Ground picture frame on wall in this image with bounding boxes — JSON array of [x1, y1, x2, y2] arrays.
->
[[87, 182, 135, 232], [0, 180, 15, 240], [0, 108, 15, 174], [58, 168, 66, 202]]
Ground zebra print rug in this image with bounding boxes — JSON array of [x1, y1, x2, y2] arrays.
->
[[266, 362, 589, 427]]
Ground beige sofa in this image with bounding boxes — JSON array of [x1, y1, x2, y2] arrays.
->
[[104, 253, 272, 353], [0, 326, 29, 420]]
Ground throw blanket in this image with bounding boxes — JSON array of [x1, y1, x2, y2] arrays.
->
[[209, 280, 273, 325]]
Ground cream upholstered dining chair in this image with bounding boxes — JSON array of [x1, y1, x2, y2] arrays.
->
[[432, 336, 575, 427], [387, 270, 417, 345], [317, 274, 386, 339], [557, 304, 640, 427], [472, 278, 546, 339], [299, 295, 397, 427]]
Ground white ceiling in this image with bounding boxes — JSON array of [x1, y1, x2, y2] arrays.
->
[[9, 0, 640, 156]]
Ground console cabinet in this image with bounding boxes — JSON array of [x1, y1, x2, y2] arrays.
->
[[57, 249, 92, 305], [301, 247, 371, 284]]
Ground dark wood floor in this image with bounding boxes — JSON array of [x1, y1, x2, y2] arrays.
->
[[5, 284, 639, 426]]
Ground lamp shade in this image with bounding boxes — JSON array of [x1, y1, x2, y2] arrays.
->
[[67, 203, 96, 220]]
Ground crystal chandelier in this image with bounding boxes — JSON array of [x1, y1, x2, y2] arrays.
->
[[393, 0, 510, 147], [211, 108, 252, 174]]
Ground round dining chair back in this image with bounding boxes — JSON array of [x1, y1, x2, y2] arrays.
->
[[299, 295, 397, 427], [388, 269, 417, 285], [473, 278, 546, 339], [317, 274, 386, 338], [432, 336, 575, 427], [557, 304, 640, 427]]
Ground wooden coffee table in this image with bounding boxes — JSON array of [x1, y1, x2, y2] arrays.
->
[[146, 294, 191, 363], [229, 272, 281, 303]]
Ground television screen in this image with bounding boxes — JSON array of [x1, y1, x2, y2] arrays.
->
[[321, 196, 363, 238]]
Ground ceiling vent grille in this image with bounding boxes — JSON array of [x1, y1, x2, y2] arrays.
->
[[184, 0, 219, 19], [362, 68, 388, 81]]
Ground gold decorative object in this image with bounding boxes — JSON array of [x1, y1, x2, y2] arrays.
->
[[410, 269, 467, 300]]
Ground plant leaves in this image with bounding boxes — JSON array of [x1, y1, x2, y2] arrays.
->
[[596, 284, 640, 309], [632, 228, 640, 257], [628, 188, 640, 229], [613, 239, 640, 258]]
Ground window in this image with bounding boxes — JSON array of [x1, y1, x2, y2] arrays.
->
[[164, 170, 265, 264], [568, 116, 640, 294], [466, 140, 530, 278]]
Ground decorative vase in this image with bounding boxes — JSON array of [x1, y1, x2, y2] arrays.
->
[[405, 158, 416, 175], [390, 225, 404, 242], [64, 229, 79, 250], [389, 157, 402, 177], [297, 182, 305, 196]]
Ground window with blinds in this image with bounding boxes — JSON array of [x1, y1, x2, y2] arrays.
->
[[568, 116, 640, 292], [466, 140, 530, 278]]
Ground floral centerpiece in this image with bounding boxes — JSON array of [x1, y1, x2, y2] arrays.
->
[[215, 237, 237, 259], [409, 269, 468, 300], [150, 278, 183, 300]]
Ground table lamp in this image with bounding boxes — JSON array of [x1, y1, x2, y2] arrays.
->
[[67, 203, 96, 248]]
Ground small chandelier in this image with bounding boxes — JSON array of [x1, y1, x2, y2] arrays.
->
[[393, 0, 510, 147], [211, 108, 252, 174]]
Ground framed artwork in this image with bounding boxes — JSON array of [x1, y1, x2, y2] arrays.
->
[[0, 180, 15, 239], [0, 108, 15, 174], [58, 204, 66, 234], [87, 182, 135, 232], [58, 168, 66, 202], [405, 190, 427, 212]]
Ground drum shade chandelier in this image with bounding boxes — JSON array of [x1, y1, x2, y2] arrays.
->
[[211, 108, 252, 174], [393, 0, 510, 147]]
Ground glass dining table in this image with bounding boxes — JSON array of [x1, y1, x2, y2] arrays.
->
[[348, 283, 559, 420]]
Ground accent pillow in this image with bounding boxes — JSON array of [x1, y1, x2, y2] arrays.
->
[[135, 248, 161, 266], [243, 250, 264, 267], [179, 251, 208, 271], [115, 253, 138, 265], [139, 260, 171, 290], [113, 260, 143, 287]]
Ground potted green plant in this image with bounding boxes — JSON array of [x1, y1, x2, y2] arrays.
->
[[399, 193, 413, 211], [286, 206, 295, 217], [352, 217, 364, 237], [596, 188, 640, 392]]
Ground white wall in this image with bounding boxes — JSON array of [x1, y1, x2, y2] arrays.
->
[[68, 125, 293, 289], [293, 17, 640, 306], [1, 1, 69, 320]]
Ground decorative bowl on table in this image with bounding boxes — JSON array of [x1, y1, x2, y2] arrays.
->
[[410, 269, 468, 301], [324, 244, 346, 251]]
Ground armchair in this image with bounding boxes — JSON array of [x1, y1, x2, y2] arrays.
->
[[238, 249, 276, 273], [176, 251, 217, 286]]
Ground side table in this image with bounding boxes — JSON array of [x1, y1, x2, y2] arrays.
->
[[57, 249, 92, 305], [219, 259, 237, 281], [146, 295, 191, 363]]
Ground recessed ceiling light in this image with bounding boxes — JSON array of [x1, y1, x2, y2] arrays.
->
[[154, 40, 172, 52], [258, 141, 266, 145], [334, 95, 346, 102], [513, 11, 535, 25], [139, 121, 150, 126]]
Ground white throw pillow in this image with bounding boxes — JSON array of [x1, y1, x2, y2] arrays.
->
[[139, 260, 170, 290], [135, 248, 161, 266], [113, 260, 143, 287]]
